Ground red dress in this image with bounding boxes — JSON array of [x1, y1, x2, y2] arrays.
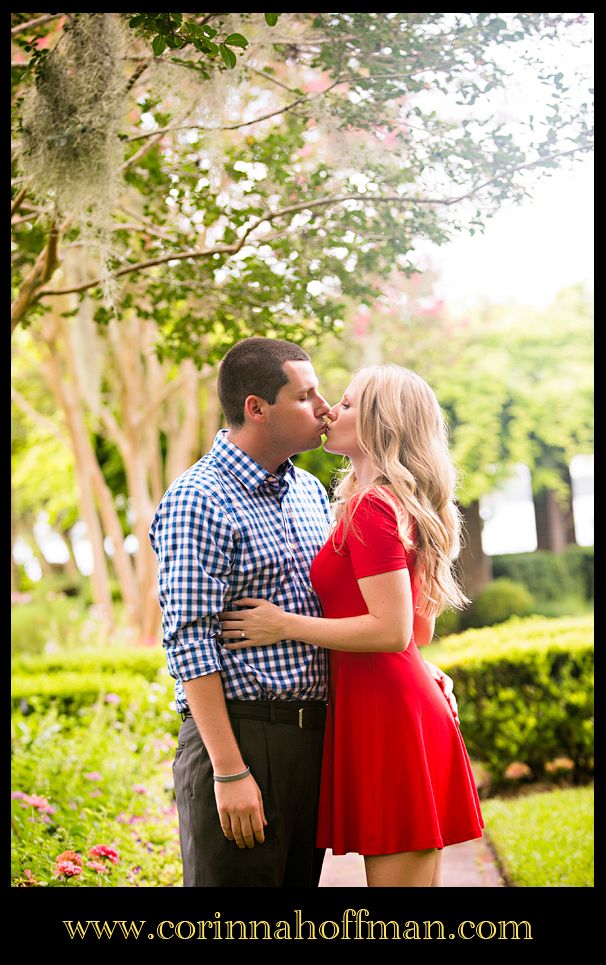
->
[[312, 489, 484, 856]]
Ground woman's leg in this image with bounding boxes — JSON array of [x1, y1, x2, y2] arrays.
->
[[364, 848, 438, 887], [431, 849, 444, 887]]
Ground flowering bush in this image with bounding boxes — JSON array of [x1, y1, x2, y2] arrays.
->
[[11, 699, 182, 887]]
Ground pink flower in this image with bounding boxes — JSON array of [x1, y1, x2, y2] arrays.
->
[[54, 860, 82, 878], [353, 310, 371, 339], [89, 844, 120, 865], [84, 772, 102, 782], [86, 860, 109, 874], [11, 791, 26, 799], [16, 869, 39, 887], [504, 761, 532, 780], [21, 794, 57, 814], [56, 851, 83, 866], [89, 789, 102, 797], [104, 693, 120, 704], [132, 784, 148, 795]]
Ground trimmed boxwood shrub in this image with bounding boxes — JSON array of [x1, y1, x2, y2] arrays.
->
[[465, 578, 533, 628], [430, 615, 593, 786], [492, 545, 594, 601], [11, 671, 172, 715], [12, 648, 165, 681]]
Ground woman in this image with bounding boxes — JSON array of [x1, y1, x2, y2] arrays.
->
[[220, 364, 484, 887]]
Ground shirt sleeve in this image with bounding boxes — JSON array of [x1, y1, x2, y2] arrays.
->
[[149, 485, 235, 683], [346, 491, 409, 580]]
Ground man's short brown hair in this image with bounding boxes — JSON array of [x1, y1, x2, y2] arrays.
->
[[218, 337, 311, 427]]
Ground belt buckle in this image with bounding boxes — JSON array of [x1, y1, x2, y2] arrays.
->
[[298, 708, 304, 729]]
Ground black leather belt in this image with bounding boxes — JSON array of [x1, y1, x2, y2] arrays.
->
[[181, 699, 327, 730]]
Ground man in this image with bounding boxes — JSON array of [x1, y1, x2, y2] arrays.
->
[[149, 337, 456, 887]]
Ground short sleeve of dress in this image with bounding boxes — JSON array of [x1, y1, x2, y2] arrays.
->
[[346, 491, 408, 580]]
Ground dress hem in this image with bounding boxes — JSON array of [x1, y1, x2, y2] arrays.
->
[[318, 825, 485, 857]]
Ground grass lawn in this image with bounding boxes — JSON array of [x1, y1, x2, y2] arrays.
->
[[482, 785, 593, 887]]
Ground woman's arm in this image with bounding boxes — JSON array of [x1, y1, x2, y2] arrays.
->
[[221, 567, 414, 654], [413, 610, 435, 647]]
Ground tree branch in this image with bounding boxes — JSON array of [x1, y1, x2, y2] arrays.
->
[[11, 221, 63, 332], [116, 205, 183, 240], [11, 14, 64, 36], [11, 387, 69, 446], [11, 185, 28, 218], [134, 370, 194, 427], [124, 81, 342, 142], [247, 65, 300, 94], [33, 144, 592, 301], [120, 101, 199, 171]]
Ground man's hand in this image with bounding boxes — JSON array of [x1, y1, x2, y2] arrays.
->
[[425, 661, 459, 722], [214, 773, 268, 849]]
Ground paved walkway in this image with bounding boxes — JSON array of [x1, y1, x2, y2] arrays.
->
[[319, 836, 504, 887]]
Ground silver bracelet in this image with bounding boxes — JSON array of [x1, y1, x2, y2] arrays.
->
[[213, 766, 251, 783]]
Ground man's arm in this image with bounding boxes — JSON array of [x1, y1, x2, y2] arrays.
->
[[150, 485, 267, 849], [184, 674, 267, 849]]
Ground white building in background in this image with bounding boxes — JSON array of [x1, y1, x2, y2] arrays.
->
[[480, 456, 594, 556]]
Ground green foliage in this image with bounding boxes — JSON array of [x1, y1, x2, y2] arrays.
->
[[125, 13, 263, 70], [529, 594, 593, 620], [12, 596, 99, 657], [12, 14, 593, 355], [425, 615, 594, 785], [434, 607, 463, 638], [466, 578, 534, 628], [292, 447, 344, 496], [492, 545, 594, 601], [11, 583, 125, 656], [482, 786, 593, 886]]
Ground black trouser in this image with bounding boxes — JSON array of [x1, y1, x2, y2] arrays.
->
[[173, 700, 327, 887]]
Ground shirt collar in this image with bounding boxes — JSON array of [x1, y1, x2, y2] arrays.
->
[[210, 430, 296, 493]]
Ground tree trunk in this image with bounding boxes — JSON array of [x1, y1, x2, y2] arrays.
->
[[199, 371, 221, 456], [41, 318, 114, 630], [11, 483, 21, 593], [165, 359, 202, 484], [88, 454, 141, 626], [533, 477, 576, 552], [458, 500, 493, 601], [105, 313, 162, 642]]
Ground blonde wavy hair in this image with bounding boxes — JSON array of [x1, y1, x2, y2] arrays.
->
[[331, 364, 470, 617]]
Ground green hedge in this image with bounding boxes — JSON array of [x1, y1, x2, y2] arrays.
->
[[465, 578, 533, 628], [12, 647, 165, 680], [492, 545, 594, 601], [11, 670, 174, 714], [426, 615, 594, 786]]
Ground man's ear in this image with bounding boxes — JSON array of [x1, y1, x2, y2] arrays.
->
[[243, 394, 268, 423]]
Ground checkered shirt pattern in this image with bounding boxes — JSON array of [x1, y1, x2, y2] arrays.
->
[[149, 430, 331, 712]]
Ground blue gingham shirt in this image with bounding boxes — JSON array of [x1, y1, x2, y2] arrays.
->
[[149, 431, 331, 712]]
